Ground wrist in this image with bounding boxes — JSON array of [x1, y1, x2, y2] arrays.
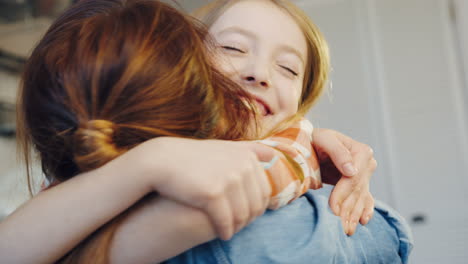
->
[[130, 137, 177, 194], [94, 138, 167, 198]]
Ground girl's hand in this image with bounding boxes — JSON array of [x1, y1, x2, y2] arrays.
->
[[312, 129, 377, 236], [139, 137, 274, 241]]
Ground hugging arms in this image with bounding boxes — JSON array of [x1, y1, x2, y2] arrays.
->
[[0, 0, 383, 263]]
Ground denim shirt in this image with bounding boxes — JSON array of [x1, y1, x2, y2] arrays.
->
[[166, 185, 413, 264]]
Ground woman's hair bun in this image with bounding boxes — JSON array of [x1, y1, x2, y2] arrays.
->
[[73, 120, 121, 172]]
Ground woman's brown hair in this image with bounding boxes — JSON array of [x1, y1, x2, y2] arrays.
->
[[17, 0, 255, 262]]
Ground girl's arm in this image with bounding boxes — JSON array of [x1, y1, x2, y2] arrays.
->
[[57, 129, 379, 264], [107, 194, 216, 264], [0, 137, 273, 264], [0, 129, 376, 264], [57, 194, 216, 264], [0, 143, 151, 264]]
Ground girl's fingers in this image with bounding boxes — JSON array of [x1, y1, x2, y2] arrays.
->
[[360, 196, 375, 225], [205, 197, 234, 241], [239, 141, 272, 218], [313, 129, 357, 177], [347, 198, 365, 236], [329, 190, 343, 216], [246, 142, 276, 163], [227, 178, 250, 235], [339, 191, 359, 235], [359, 207, 373, 226], [243, 162, 265, 226], [356, 158, 376, 226], [255, 162, 271, 215], [329, 181, 353, 216]]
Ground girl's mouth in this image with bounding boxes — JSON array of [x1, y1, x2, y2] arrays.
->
[[253, 97, 272, 116]]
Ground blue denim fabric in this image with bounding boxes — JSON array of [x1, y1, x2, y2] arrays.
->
[[166, 185, 413, 264]]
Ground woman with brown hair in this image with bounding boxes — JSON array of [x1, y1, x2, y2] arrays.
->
[[0, 0, 411, 263]]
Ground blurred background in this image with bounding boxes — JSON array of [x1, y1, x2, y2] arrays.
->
[[0, 0, 466, 263]]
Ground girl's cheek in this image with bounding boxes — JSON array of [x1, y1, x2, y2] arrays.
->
[[287, 79, 304, 103], [278, 79, 300, 97], [214, 53, 244, 76], [280, 82, 302, 111]]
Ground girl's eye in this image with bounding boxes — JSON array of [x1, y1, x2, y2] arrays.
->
[[222, 46, 245, 53], [280, 65, 298, 76]]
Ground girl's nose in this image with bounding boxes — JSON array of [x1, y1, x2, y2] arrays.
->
[[243, 75, 269, 88], [241, 59, 271, 88]]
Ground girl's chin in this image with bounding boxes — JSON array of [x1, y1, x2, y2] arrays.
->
[[244, 119, 270, 139], [253, 117, 278, 138]]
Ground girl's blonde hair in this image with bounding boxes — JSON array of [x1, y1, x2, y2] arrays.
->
[[193, 0, 331, 133]]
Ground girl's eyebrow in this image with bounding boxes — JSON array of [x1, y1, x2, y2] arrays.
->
[[277, 44, 305, 66], [216, 26, 256, 39], [216, 26, 305, 66]]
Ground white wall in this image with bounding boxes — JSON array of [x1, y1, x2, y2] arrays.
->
[[455, 0, 468, 106], [0, 72, 25, 220], [297, 0, 468, 263]]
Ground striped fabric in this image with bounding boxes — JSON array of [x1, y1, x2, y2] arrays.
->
[[259, 118, 321, 210]]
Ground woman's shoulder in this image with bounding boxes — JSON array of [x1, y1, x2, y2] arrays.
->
[[166, 185, 413, 264]]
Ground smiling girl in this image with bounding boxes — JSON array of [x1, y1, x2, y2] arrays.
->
[[197, 0, 376, 233]]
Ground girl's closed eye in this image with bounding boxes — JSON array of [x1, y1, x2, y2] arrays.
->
[[279, 65, 299, 77], [221, 45, 246, 54]]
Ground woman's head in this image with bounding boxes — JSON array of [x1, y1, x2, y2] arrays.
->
[[194, 0, 330, 132], [18, 0, 253, 183]]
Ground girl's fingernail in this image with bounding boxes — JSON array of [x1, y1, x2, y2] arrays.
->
[[345, 220, 350, 234], [343, 163, 357, 176], [365, 216, 370, 224]]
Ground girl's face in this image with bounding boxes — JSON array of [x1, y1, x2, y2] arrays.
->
[[209, 0, 308, 132]]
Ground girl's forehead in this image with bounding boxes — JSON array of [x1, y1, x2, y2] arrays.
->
[[210, 1, 297, 34], [209, 0, 307, 60]]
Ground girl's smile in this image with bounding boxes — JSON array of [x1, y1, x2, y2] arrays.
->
[[209, 0, 308, 132]]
